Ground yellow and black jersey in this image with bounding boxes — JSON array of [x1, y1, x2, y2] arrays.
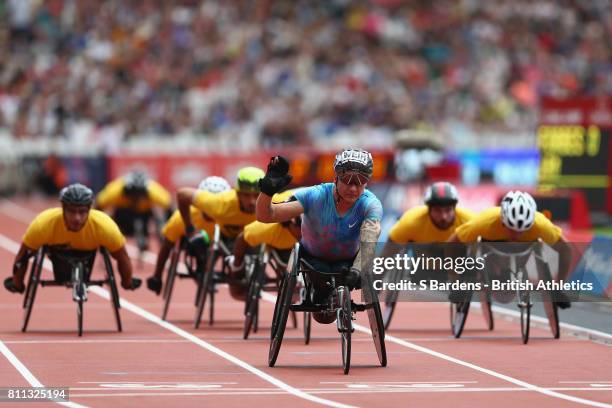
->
[[454, 207, 562, 244], [96, 178, 172, 213], [23, 208, 125, 252], [162, 207, 215, 244], [388, 206, 475, 243]]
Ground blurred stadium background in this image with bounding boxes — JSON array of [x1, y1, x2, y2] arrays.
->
[[0, 0, 610, 294]]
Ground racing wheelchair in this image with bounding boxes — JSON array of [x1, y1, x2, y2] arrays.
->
[[450, 237, 559, 344], [160, 236, 207, 321], [243, 244, 300, 341], [22, 246, 122, 336], [269, 243, 386, 374]]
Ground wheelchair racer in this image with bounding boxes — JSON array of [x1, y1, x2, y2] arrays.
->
[[96, 171, 172, 252], [146, 176, 232, 295], [256, 149, 382, 324], [448, 191, 572, 309], [5, 183, 141, 294], [225, 189, 302, 300], [176, 167, 266, 281]]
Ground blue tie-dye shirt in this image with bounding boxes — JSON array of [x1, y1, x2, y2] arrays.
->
[[294, 183, 383, 261]]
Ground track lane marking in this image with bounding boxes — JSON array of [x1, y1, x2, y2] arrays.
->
[[0, 233, 354, 408], [260, 292, 612, 408]]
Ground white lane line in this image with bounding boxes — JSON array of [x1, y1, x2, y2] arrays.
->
[[260, 292, 612, 408], [3, 339, 190, 345], [88, 285, 354, 408], [0, 341, 88, 408], [0, 233, 355, 408], [354, 322, 612, 408]]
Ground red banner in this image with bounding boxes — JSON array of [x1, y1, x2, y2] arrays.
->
[[108, 149, 396, 192]]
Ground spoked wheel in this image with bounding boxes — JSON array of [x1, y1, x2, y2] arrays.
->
[[338, 286, 352, 375], [194, 250, 217, 329], [22, 250, 43, 333], [244, 260, 265, 339], [519, 292, 531, 344], [161, 248, 180, 321], [543, 300, 559, 339], [538, 260, 560, 339], [303, 312, 311, 345], [381, 269, 401, 330], [450, 292, 472, 338], [363, 273, 387, 367], [268, 271, 296, 367], [478, 291, 494, 331]]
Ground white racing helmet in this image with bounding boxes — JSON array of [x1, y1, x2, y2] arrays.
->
[[198, 176, 231, 194], [500, 191, 537, 232]]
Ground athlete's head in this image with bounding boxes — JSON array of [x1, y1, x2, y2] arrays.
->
[[59, 183, 93, 232], [424, 181, 458, 230], [235, 166, 265, 213], [333, 149, 373, 204], [500, 191, 536, 237], [198, 176, 231, 194], [123, 171, 149, 199]]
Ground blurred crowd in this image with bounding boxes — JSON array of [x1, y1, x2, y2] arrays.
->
[[0, 0, 610, 150]]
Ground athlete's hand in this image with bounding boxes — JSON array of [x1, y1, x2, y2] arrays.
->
[[259, 156, 292, 196]]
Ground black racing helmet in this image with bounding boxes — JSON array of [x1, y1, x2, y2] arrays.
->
[[59, 183, 94, 206], [424, 181, 459, 207], [123, 171, 149, 197]]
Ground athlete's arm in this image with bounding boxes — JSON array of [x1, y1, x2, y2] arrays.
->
[[177, 187, 197, 236], [230, 232, 249, 270], [11, 244, 35, 291], [351, 219, 382, 272], [256, 193, 303, 223], [109, 246, 136, 289]]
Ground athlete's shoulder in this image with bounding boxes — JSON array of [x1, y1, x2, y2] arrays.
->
[[30, 207, 62, 226], [455, 206, 476, 222], [88, 209, 118, 225]]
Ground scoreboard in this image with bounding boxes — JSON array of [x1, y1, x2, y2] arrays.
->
[[538, 97, 612, 214]]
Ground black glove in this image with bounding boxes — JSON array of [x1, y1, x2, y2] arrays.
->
[[259, 156, 293, 196]]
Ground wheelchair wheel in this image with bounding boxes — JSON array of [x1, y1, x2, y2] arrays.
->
[[450, 294, 472, 339], [101, 248, 122, 332], [162, 247, 180, 321], [194, 249, 217, 329], [543, 300, 559, 339], [243, 259, 264, 339], [478, 291, 494, 331], [381, 269, 401, 330], [537, 260, 560, 339], [268, 264, 297, 367], [22, 249, 44, 333], [303, 312, 311, 345], [363, 273, 387, 367], [338, 286, 352, 375]]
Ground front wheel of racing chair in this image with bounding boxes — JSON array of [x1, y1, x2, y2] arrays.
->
[[337, 285, 352, 374]]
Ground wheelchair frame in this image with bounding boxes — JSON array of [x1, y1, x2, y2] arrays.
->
[[243, 244, 300, 340], [22, 246, 122, 336], [268, 243, 387, 374], [451, 237, 559, 344]]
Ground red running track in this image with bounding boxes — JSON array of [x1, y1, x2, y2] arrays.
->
[[0, 198, 610, 408]]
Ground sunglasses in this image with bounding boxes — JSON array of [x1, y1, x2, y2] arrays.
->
[[338, 172, 370, 186]]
